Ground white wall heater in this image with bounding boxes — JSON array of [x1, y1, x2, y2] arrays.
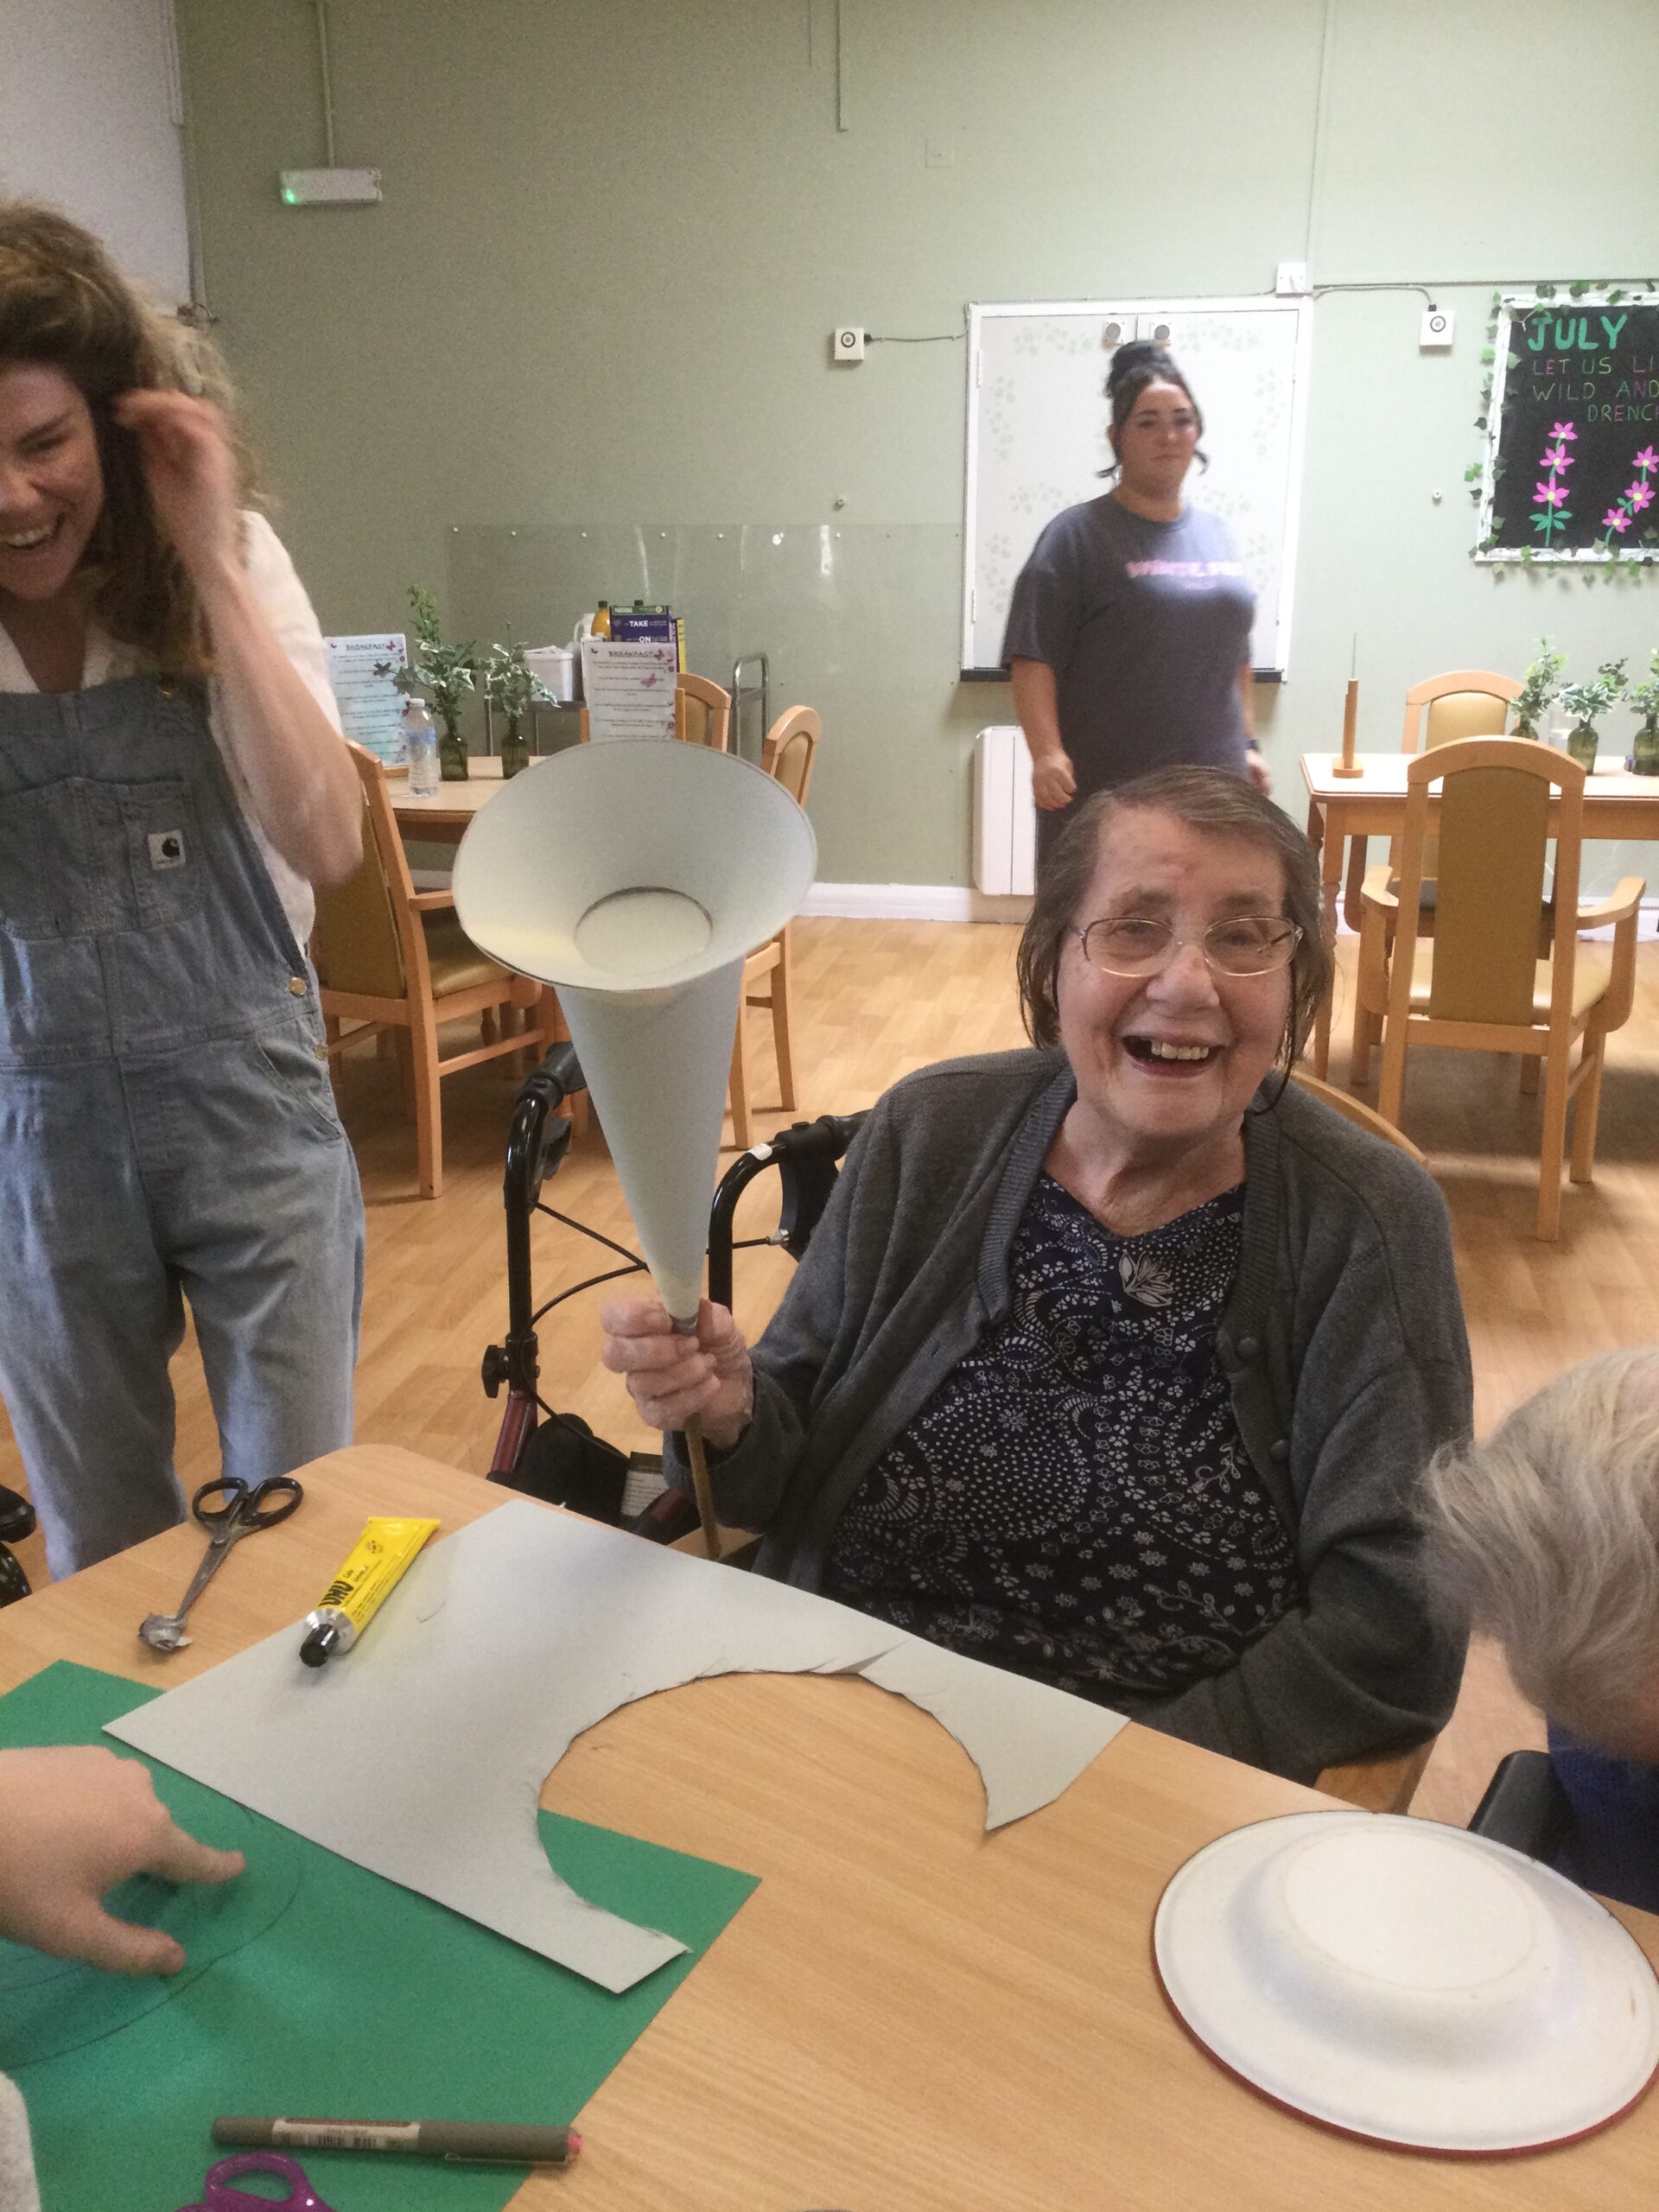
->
[[973, 726, 1037, 898]]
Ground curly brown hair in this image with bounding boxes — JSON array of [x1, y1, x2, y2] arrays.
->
[[0, 200, 256, 677], [1014, 768, 1332, 1069]]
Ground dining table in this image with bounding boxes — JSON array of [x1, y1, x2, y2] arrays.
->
[[5, 1443, 1659, 2209], [390, 751, 518, 841], [1300, 750, 1659, 1075]]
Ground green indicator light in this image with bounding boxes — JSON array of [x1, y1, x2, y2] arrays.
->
[[282, 188, 299, 204]]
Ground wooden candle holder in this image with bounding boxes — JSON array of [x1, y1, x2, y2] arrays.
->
[[1332, 677, 1363, 776]]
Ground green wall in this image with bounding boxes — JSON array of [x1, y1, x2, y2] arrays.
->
[[177, 0, 1659, 889]]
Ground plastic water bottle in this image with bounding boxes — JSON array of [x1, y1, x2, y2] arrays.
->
[[403, 700, 440, 795]]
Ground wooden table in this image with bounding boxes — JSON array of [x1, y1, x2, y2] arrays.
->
[[6, 1444, 1657, 2210], [1300, 752, 1659, 1075], [391, 752, 512, 840]]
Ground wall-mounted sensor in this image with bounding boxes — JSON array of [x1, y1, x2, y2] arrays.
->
[[832, 327, 867, 363], [279, 168, 383, 206], [1420, 307, 1455, 350]]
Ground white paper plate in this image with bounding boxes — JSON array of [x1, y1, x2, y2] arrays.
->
[[1154, 1810, 1659, 2153]]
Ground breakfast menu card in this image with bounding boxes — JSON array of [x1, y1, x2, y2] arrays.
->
[[325, 632, 408, 764]]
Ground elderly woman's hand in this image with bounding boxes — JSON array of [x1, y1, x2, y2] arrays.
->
[[601, 1296, 754, 1450]]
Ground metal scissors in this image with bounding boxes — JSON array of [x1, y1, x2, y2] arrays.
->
[[175, 2151, 337, 2212], [138, 1475, 304, 1653]]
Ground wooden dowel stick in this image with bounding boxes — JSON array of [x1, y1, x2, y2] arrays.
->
[[669, 1313, 723, 1560], [682, 1425, 721, 1560]]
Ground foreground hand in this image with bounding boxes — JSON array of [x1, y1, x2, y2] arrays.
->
[[111, 389, 241, 581], [1247, 746, 1272, 795], [601, 1296, 754, 1450], [1031, 749, 1077, 810], [0, 1746, 244, 1975]]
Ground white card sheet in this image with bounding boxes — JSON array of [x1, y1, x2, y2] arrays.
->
[[108, 1502, 1125, 1993]]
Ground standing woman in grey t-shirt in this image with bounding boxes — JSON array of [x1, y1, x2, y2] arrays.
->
[[1003, 343, 1268, 866]]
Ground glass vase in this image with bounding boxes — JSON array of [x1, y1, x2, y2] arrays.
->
[[437, 723, 470, 782], [1633, 718, 1659, 778], [1512, 715, 1540, 741], [1567, 722, 1599, 772], [499, 720, 530, 779]]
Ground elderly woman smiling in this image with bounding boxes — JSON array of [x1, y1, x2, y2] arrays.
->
[[602, 768, 1471, 1783]]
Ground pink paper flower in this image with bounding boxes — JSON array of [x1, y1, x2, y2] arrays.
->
[[1543, 447, 1574, 469], [1634, 446, 1658, 470], [1535, 481, 1567, 505], [1550, 421, 1579, 440], [1603, 508, 1632, 533], [1630, 482, 1655, 512]]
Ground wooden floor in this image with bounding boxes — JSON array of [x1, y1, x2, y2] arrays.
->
[[5, 919, 1658, 1827]]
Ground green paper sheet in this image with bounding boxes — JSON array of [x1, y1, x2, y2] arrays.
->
[[0, 1662, 758, 2212]]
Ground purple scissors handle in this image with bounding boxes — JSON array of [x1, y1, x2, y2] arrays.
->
[[175, 2151, 340, 2212]]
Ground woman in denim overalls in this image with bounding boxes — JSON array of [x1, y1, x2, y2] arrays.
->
[[0, 204, 365, 1579]]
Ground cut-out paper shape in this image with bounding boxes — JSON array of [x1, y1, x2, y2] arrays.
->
[[110, 1503, 1126, 1992]]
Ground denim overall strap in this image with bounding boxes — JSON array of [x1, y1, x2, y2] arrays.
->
[[0, 676, 315, 1069]]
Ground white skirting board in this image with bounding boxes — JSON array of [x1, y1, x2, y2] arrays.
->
[[800, 881, 1032, 924]]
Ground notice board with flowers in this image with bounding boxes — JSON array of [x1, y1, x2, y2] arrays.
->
[[1475, 293, 1659, 565]]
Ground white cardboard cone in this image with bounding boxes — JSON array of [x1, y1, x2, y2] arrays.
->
[[558, 966, 741, 1324], [451, 741, 817, 1322]]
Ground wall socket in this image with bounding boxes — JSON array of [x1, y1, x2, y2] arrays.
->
[[832, 327, 867, 363]]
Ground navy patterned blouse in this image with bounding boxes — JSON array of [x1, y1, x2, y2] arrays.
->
[[823, 1173, 1300, 1703]]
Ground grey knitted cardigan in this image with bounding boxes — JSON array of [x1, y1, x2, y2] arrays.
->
[[674, 1047, 1471, 1785]]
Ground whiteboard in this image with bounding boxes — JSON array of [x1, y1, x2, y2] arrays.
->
[[962, 297, 1313, 677]]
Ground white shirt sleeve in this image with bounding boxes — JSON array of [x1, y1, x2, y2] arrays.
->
[[234, 509, 343, 732]]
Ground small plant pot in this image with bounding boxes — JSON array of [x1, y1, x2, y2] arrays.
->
[[438, 727, 471, 782], [499, 722, 531, 779], [1633, 722, 1659, 778], [1566, 722, 1599, 772], [1512, 717, 1541, 741]]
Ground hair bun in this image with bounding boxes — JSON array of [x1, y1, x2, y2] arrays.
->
[[1106, 339, 1180, 391]]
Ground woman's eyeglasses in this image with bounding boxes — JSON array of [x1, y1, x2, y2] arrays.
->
[[1071, 916, 1302, 979]]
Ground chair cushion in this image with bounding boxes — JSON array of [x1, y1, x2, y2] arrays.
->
[[1406, 942, 1611, 1021], [423, 912, 510, 997]]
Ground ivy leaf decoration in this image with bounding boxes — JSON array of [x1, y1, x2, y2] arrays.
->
[[1465, 462, 1484, 481]]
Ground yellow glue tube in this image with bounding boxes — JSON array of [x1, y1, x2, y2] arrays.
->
[[298, 1516, 439, 1669]]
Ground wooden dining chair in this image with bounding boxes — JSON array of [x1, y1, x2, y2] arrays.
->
[[1287, 1069, 1427, 1168], [674, 672, 731, 749], [577, 671, 732, 748], [1349, 737, 1643, 1239], [727, 707, 820, 1148], [312, 744, 552, 1198], [1341, 669, 1522, 930]]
